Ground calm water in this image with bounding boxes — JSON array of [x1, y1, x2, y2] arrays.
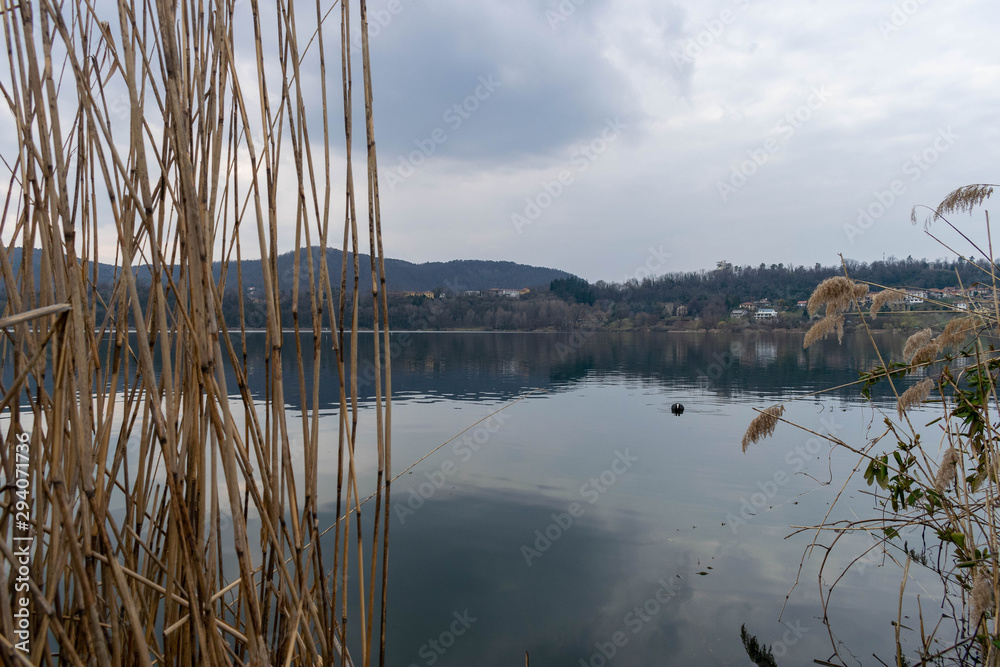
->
[[254, 330, 939, 666], [5, 330, 943, 665]]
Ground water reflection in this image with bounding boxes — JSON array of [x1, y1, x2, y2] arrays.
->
[[2, 330, 927, 665], [224, 330, 908, 410]]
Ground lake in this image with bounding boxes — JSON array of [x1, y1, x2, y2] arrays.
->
[[3, 329, 941, 665], [236, 330, 939, 666]]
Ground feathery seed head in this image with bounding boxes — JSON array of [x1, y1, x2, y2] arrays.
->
[[742, 404, 785, 453], [804, 314, 845, 349], [933, 447, 960, 495], [910, 343, 939, 367], [869, 289, 906, 319], [903, 328, 933, 362], [937, 316, 977, 350], [971, 568, 994, 626], [807, 276, 861, 318], [897, 377, 934, 419]]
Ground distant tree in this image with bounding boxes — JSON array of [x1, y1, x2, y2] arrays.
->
[[550, 276, 596, 305]]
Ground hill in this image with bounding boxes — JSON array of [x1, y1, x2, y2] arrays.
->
[[4, 247, 574, 294], [223, 249, 574, 294]]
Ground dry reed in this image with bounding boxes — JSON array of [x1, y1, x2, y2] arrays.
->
[[933, 447, 960, 494], [937, 315, 978, 349], [741, 404, 785, 453], [902, 328, 934, 361], [896, 377, 934, 418], [806, 276, 867, 318], [803, 313, 844, 348], [909, 342, 939, 367], [972, 568, 995, 629], [869, 288, 907, 318], [743, 184, 1000, 664], [0, 1, 391, 665]]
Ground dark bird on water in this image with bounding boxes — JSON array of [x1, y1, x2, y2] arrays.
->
[[671, 403, 684, 415]]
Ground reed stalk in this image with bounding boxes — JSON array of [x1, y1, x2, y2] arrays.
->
[[0, 1, 392, 664]]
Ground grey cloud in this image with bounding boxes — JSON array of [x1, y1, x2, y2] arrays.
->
[[359, 0, 646, 163]]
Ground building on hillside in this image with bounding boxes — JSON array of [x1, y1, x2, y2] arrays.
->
[[730, 309, 747, 318], [796, 300, 808, 309], [755, 308, 777, 320], [487, 288, 522, 298], [464, 290, 481, 296], [739, 301, 757, 311]]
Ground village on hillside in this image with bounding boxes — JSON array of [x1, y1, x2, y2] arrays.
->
[[730, 286, 993, 320]]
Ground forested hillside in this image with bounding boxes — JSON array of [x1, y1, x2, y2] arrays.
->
[[0, 251, 991, 330]]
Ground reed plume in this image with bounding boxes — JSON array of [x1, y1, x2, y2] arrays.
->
[[910, 343, 939, 367], [804, 313, 845, 348], [897, 377, 935, 418], [869, 289, 907, 318], [912, 184, 997, 227], [742, 405, 786, 453], [802, 277, 867, 349], [971, 568, 994, 627], [936, 315, 977, 350], [934, 447, 960, 494], [807, 276, 868, 317], [903, 328, 934, 361]]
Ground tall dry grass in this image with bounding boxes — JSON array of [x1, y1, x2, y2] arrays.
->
[[0, 1, 391, 665]]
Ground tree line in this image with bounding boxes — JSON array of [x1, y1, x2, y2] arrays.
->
[[219, 255, 994, 330], [1, 255, 990, 332]]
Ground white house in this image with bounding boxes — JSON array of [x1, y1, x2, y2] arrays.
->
[[755, 308, 777, 320]]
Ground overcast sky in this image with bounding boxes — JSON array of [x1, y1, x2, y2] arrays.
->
[[350, 0, 999, 282], [3, 1, 997, 284]]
